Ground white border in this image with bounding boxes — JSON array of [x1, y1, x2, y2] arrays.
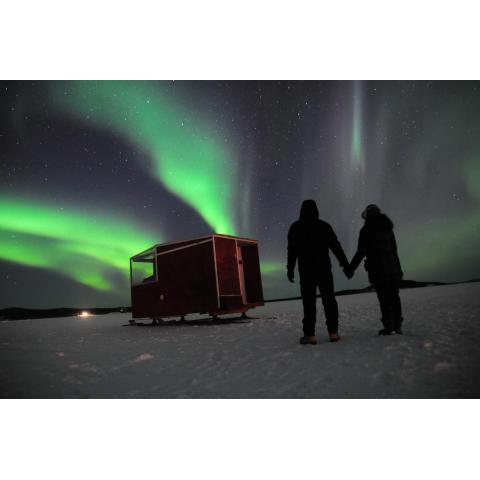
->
[[2, 1, 480, 79], [2, 2, 478, 478], [1, 400, 478, 480]]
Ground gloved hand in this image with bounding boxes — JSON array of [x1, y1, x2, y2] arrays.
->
[[343, 265, 354, 279], [287, 269, 295, 283]]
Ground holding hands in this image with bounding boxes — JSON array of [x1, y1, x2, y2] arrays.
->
[[287, 266, 353, 282], [343, 264, 354, 279]]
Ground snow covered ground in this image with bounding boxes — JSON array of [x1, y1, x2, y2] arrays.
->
[[1, 283, 479, 398]]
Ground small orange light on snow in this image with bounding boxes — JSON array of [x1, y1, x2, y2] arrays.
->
[[78, 311, 91, 317]]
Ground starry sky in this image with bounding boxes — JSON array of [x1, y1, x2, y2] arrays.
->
[[1, 80, 479, 308]]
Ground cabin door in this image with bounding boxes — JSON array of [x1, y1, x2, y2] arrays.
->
[[236, 244, 247, 304]]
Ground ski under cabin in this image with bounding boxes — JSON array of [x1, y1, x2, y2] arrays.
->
[[130, 234, 264, 322]]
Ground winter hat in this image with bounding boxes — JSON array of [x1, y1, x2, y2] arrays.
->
[[361, 204, 381, 219], [299, 199, 319, 221]]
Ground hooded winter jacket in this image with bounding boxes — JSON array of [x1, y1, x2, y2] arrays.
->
[[287, 200, 349, 275], [350, 212, 403, 284]]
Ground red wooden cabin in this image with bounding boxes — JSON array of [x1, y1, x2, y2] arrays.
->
[[130, 234, 264, 320]]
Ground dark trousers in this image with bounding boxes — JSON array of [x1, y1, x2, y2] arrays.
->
[[374, 281, 403, 331], [300, 270, 339, 336]]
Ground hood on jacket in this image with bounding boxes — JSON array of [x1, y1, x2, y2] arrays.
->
[[299, 199, 319, 222], [361, 204, 381, 219], [364, 211, 394, 231]]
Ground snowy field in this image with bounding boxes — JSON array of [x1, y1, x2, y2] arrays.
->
[[1, 283, 479, 398]]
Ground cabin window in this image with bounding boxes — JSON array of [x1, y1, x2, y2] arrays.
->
[[131, 249, 156, 285]]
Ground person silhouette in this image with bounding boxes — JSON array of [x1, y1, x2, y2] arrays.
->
[[349, 204, 404, 335], [287, 199, 352, 344]]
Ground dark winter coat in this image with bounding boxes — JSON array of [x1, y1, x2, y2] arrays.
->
[[350, 212, 403, 285], [287, 200, 349, 276]]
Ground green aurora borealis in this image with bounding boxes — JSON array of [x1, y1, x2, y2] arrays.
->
[[0, 196, 159, 290], [51, 81, 236, 235], [1, 81, 480, 307], [350, 81, 364, 171], [1, 81, 240, 300]]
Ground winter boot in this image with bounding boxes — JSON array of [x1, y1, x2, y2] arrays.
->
[[380, 315, 395, 336], [378, 328, 396, 336], [299, 335, 317, 345], [329, 332, 340, 342], [394, 316, 404, 334]]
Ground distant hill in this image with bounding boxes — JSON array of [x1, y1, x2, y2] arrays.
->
[[264, 278, 470, 304], [0, 306, 131, 321], [1, 278, 479, 320]]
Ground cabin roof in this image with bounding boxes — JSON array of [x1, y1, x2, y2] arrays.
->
[[130, 234, 258, 260]]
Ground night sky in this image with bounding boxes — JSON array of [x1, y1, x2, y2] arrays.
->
[[1, 80, 479, 308]]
